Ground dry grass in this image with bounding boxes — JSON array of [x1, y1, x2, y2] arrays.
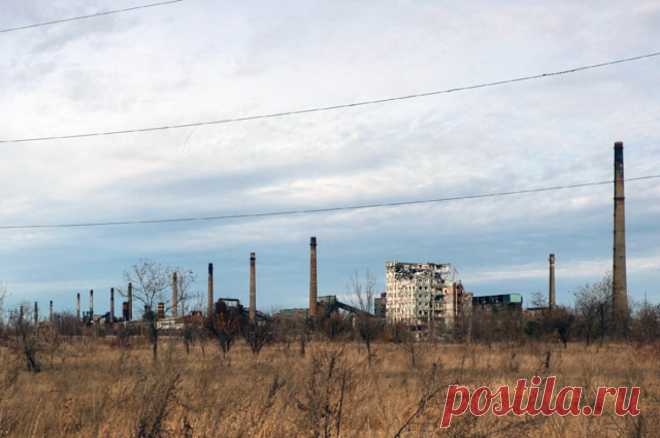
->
[[0, 338, 658, 437]]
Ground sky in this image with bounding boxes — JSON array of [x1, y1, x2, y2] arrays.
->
[[1, 0, 659, 315]]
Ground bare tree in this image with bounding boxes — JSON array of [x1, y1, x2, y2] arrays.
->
[[8, 304, 41, 373], [119, 260, 196, 361], [120, 260, 195, 314], [574, 273, 612, 345], [0, 283, 7, 336], [349, 270, 381, 366]]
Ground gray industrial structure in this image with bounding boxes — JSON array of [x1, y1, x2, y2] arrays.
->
[[548, 254, 556, 309], [612, 141, 629, 332]]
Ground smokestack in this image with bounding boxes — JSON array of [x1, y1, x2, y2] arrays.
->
[[157, 302, 165, 320], [89, 289, 94, 318], [249, 252, 256, 321], [171, 272, 178, 318], [34, 301, 38, 325], [128, 282, 133, 321], [208, 263, 214, 317], [548, 254, 556, 309], [49, 300, 53, 322], [309, 237, 318, 317], [612, 141, 629, 332], [76, 293, 81, 320], [110, 288, 115, 322]]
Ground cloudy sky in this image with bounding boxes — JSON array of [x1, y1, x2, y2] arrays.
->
[[1, 0, 659, 314]]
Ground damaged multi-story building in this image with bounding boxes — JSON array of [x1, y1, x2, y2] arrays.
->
[[385, 261, 470, 330]]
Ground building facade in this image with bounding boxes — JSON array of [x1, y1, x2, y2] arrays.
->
[[385, 261, 468, 329]]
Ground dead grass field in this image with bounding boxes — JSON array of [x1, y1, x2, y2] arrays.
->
[[0, 338, 658, 437]]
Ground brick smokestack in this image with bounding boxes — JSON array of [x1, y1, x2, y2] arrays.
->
[[249, 252, 256, 321], [612, 141, 629, 331], [171, 272, 178, 318], [34, 301, 38, 325], [548, 254, 556, 309], [89, 289, 94, 317], [128, 282, 133, 321], [110, 288, 115, 322], [49, 300, 53, 322], [76, 292, 81, 320], [309, 237, 318, 317], [208, 263, 214, 317]]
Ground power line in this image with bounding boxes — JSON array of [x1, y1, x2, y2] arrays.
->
[[0, 0, 184, 34], [2, 50, 659, 144], [2, 174, 658, 231]]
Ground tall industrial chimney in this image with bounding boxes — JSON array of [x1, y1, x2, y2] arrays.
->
[[171, 272, 178, 318], [89, 289, 94, 317], [612, 141, 629, 331], [249, 252, 256, 321], [34, 301, 38, 325], [309, 237, 318, 317], [127, 282, 133, 321], [548, 254, 556, 309], [76, 292, 81, 320], [110, 288, 115, 322], [49, 300, 53, 322], [208, 263, 214, 317]]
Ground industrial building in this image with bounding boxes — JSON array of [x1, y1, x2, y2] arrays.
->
[[472, 293, 523, 311], [385, 261, 469, 329]]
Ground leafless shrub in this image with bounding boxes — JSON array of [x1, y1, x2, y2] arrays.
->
[[134, 365, 181, 438], [243, 320, 273, 356], [293, 348, 351, 438]]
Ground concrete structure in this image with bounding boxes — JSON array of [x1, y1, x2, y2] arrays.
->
[[208, 263, 214, 317], [249, 252, 256, 321], [548, 254, 556, 309], [76, 292, 81, 320], [89, 289, 94, 317], [33, 301, 38, 325], [49, 300, 53, 322], [127, 282, 133, 321], [309, 237, 318, 317], [374, 293, 386, 318], [385, 261, 467, 329], [472, 293, 523, 311], [612, 141, 629, 331], [171, 272, 178, 318]]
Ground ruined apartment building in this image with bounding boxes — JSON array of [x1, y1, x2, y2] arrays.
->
[[385, 261, 467, 329]]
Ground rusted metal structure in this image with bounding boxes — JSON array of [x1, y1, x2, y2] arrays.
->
[[309, 237, 318, 317], [548, 254, 556, 309], [612, 141, 629, 332], [249, 252, 256, 321]]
